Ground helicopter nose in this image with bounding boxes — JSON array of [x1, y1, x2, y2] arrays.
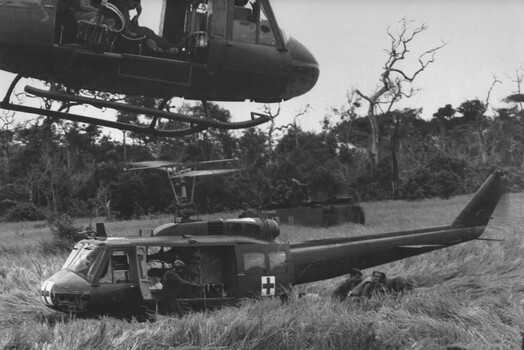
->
[[40, 270, 90, 313], [283, 37, 320, 99]]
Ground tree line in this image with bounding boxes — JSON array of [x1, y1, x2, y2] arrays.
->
[[2, 19, 524, 222], [1, 94, 524, 222]]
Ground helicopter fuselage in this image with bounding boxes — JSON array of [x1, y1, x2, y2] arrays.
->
[[39, 220, 491, 317], [0, 0, 319, 103], [40, 171, 505, 317], [41, 218, 293, 316]]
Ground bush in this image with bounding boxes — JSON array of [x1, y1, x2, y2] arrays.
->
[[401, 156, 470, 200], [110, 173, 145, 219], [354, 159, 393, 201], [0, 199, 17, 216], [47, 214, 80, 252], [3, 202, 45, 222], [401, 168, 461, 199], [308, 163, 347, 199], [501, 166, 524, 192]]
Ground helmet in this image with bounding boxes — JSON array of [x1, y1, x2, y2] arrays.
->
[[173, 260, 185, 268], [372, 271, 383, 279], [349, 268, 362, 277]]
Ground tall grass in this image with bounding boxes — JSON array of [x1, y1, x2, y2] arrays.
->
[[2, 193, 524, 349]]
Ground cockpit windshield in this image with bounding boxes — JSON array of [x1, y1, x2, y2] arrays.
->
[[62, 242, 104, 281], [265, 0, 287, 43], [232, 0, 285, 46]]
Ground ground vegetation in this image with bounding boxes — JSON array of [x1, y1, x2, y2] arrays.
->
[[0, 193, 522, 349]]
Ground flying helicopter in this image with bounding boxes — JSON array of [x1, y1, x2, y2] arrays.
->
[[0, 0, 319, 136], [40, 171, 506, 317], [125, 158, 241, 222]]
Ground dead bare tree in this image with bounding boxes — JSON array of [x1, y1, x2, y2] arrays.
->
[[355, 18, 445, 166], [503, 69, 524, 116], [502, 69, 524, 166], [263, 104, 311, 161], [476, 77, 501, 164], [262, 103, 281, 161]]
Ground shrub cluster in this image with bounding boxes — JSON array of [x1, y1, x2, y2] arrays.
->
[[43, 214, 80, 253], [2, 201, 45, 222]]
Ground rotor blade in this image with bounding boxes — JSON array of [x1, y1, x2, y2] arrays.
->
[[126, 161, 181, 170], [125, 159, 241, 173], [197, 159, 238, 165], [172, 169, 241, 178], [168, 158, 239, 168]]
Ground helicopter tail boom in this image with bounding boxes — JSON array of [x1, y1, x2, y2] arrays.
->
[[290, 171, 505, 285]]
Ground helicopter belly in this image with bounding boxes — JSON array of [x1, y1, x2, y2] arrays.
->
[[4, 45, 218, 99], [0, 44, 55, 77], [0, 45, 205, 98], [1, 44, 290, 102], [220, 68, 287, 102]]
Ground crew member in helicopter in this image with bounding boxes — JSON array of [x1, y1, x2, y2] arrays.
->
[[74, 0, 102, 23], [161, 259, 201, 315], [110, 0, 178, 55], [73, 0, 116, 27], [234, 0, 257, 22], [185, 249, 203, 283]]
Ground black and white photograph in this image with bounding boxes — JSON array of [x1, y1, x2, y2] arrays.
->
[[1, 0, 524, 349]]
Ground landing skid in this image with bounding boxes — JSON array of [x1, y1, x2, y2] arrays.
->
[[1, 74, 272, 137]]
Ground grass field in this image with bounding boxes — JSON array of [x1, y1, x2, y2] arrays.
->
[[1, 192, 524, 349]]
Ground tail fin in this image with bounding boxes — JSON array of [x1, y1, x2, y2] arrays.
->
[[452, 170, 505, 228]]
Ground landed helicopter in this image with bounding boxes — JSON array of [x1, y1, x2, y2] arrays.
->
[[125, 158, 241, 222], [41, 171, 506, 317], [0, 0, 319, 136]]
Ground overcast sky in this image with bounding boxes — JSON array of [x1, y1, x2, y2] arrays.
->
[[254, 0, 524, 131], [1, 0, 523, 135]]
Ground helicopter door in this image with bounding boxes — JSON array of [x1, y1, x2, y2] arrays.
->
[[160, 0, 210, 64], [221, 0, 289, 98], [136, 246, 154, 301], [0, 0, 57, 46], [235, 243, 293, 298], [91, 249, 142, 313], [236, 246, 267, 298]]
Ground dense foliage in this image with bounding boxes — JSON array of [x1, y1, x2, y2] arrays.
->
[[2, 98, 524, 221], [1, 191, 524, 349]]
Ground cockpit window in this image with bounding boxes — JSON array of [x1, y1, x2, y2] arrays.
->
[[99, 250, 133, 284], [265, 0, 287, 43], [62, 242, 103, 281], [243, 252, 266, 274], [232, 0, 278, 46], [258, 1, 276, 45], [269, 251, 287, 273]]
